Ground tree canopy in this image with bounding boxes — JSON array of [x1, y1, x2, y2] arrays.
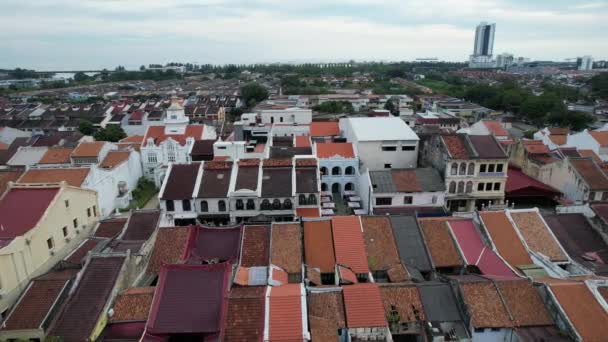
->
[[241, 83, 269, 108], [94, 125, 127, 142]]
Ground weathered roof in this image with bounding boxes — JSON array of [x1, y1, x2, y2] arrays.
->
[[482, 120, 509, 137], [39, 147, 74, 164], [261, 167, 292, 197], [146, 226, 191, 275], [240, 225, 270, 267], [99, 150, 130, 169], [307, 291, 345, 341], [71, 141, 105, 158], [7, 146, 48, 166], [380, 285, 425, 323], [198, 163, 232, 198], [224, 287, 265, 342], [19, 168, 90, 187], [146, 263, 230, 335], [49, 256, 125, 342], [442, 135, 471, 159], [361, 216, 403, 272], [1, 272, 73, 331], [235, 163, 259, 192], [185, 226, 242, 263], [110, 287, 155, 322], [569, 157, 608, 190], [0, 170, 23, 196], [459, 280, 513, 328], [342, 284, 387, 328], [417, 282, 464, 322], [143, 124, 205, 146], [94, 218, 127, 239], [271, 223, 302, 274], [310, 121, 340, 137], [510, 210, 568, 262], [479, 211, 533, 267], [495, 280, 553, 327], [64, 238, 103, 264], [161, 163, 200, 200], [590, 130, 608, 147], [268, 284, 304, 341], [121, 210, 160, 241], [389, 216, 433, 273], [331, 216, 369, 274], [304, 220, 336, 273], [0, 187, 59, 240], [370, 168, 445, 193], [418, 217, 464, 268], [295, 167, 318, 193], [550, 282, 608, 342], [468, 135, 507, 159]]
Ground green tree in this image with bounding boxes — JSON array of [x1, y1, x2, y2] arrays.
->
[[241, 83, 269, 108], [384, 98, 398, 115], [73, 72, 89, 82], [312, 101, 354, 114], [139, 65, 146, 71], [94, 125, 127, 142], [78, 120, 95, 135]]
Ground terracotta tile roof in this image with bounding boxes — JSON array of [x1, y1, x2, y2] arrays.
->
[[469, 135, 507, 159], [510, 211, 568, 262], [460, 281, 513, 328], [523, 140, 551, 154], [361, 216, 403, 272], [310, 121, 340, 137], [296, 158, 317, 167], [241, 225, 270, 267], [482, 120, 509, 137], [268, 284, 304, 341], [39, 147, 74, 164], [391, 169, 422, 192], [143, 125, 204, 146], [262, 158, 292, 167], [0, 141, 8, 150], [121, 210, 160, 241], [94, 218, 127, 238], [49, 256, 125, 341], [331, 216, 370, 274], [505, 166, 561, 196], [316, 142, 355, 159], [380, 285, 425, 323], [548, 128, 569, 135], [0, 187, 59, 240], [338, 265, 358, 284], [119, 135, 144, 144], [550, 283, 608, 342], [146, 226, 191, 275], [479, 211, 533, 267], [19, 168, 90, 187], [548, 134, 567, 145], [71, 141, 105, 158], [495, 280, 553, 327], [590, 130, 608, 147], [110, 287, 155, 322], [343, 284, 387, 328], [224, 287, 265, 342], [235, 162, 259, 192], [442, 135, 470, 159], [578, 149, 602, 164], [65, 238, 102, 264], [294, 135, 311, 148], [0, 170, 22, 196], [146, 263, 230, 336], [296, 207, 320, 217], [1, 275, 72, 330], [569, 158, 608, 190], [308, 291, 345, 341], [418, 217, 464, 268], [271, 223, 302, 274], [99, 151, 130, 169], [304, 220, 336, 273], [204, 160, 232, 170], [185, 226, 242, 263]]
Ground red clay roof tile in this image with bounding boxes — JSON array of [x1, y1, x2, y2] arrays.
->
[[343, 284, 387, 328], [304, 220, 336, 273], [331, 216, 369, 274]]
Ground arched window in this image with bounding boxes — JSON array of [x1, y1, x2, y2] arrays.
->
[[218, 200, 226, 212], [261, 199, 271, 210], [466, 181, 473, 193], [332, 166, 341, 175], [468, 163, 475, 175], [320, 167, 328, 175], [321, 183, 328, 191], [236, 199, 244, 210], [449, 181, 456, 193], [345, 166, 355, 175], [299, 194, 307, 205], [200, 200, 208, 212], [272, 199, 282, 210], [308, 194, 317, 205], [345, 183, 354, 191], [283, 199, 293, 209], [457, 181, 464, 193], [459, 162, 467, 175], [246, 199, 255, 210], [451, 163, 458, 175]]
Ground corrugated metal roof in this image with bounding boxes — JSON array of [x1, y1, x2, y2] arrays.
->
[[369, 170, 396, 193], [415, 168, 445, 192], [389, 216, 432, 272]]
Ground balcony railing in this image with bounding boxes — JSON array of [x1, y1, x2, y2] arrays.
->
[[478, 172, 506, 177]]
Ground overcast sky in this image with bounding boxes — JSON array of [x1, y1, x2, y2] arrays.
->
[[0, 0, 606, 70]]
